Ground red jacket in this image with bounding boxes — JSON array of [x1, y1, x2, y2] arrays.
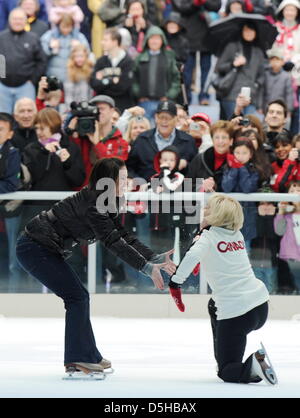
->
[[272, 159, 300, 192], [70, 127, 128, 188]]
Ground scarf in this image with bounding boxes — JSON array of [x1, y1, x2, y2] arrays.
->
[[24, 16, 36, 32], [276, 21, 300, 54]]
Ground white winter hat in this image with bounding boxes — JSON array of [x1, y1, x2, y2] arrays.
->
[[277, 0, 300, 16]]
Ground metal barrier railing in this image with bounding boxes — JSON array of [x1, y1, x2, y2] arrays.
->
[[1, 191, 300, 293]]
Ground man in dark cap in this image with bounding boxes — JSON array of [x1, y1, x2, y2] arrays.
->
[[126, 100, 197, 182]]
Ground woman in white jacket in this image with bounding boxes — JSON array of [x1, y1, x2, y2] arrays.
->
[[169, 194, 277, 385]]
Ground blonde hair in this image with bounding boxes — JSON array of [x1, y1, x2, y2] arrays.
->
[[205, 193, 244, 231], [67, 44, 93, 83], [123, 116, 151, 144], [54, 0, 76, 5]]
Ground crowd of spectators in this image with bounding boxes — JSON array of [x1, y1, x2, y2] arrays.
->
[[0, 0, 300, 295]]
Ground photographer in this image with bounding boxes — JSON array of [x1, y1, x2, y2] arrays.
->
[[23, 107, 85, 209], [36, 76, 64, 112], [188, 112, 213, 153], [67, 95, 129, 187]]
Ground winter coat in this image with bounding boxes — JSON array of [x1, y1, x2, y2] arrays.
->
[[0, 141, 20, 194], [0, 0, 48, 31], [132, 25, 181, 101], [221, 163, 259, 240], [0, 29, 47, 87], [71, 127, 128, 187], [0, 141, 21, 218], [22, 134, 85, 196], [274, 212, 300, 261], [271, 158, 300, 192], [251, 213, 278, 268], [11, 126, 38, 153], [172, 0, 221, 52], [25, 186, 155, 269], [187, 146, 227, 191], [126, 128, 197, 182], [215, 41, 265, 106], [40, 27, 90, 82], [263, 67, 294, 112], [90, 51, 134, 112]]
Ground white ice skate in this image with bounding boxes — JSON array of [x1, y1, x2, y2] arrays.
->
[[251, 342, 278, 385], [63, 359, 113, 381]]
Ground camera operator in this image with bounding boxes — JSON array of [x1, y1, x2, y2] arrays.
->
[[36, 76, 64, 112], [67, 94, 129, 187]]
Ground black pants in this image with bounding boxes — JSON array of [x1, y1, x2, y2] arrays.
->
[[208, 298, 268, 383], [16, 233, 102, 365]]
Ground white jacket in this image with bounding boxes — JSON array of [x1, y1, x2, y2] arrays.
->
[[171, 226, 269, 320]]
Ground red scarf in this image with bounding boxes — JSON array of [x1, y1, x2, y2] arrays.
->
[[276, 21, 300, 52], [214, 150, 227, 170]]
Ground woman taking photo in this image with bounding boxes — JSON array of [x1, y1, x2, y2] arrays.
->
[[215, 22, 265, 120], [16, 157, 176, 377]]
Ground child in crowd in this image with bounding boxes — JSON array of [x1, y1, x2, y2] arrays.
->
[[222, 138, 261, 252], [263, 47, 294, 114], [168, 193, 277, 385], [49, 0, 84, 28], [274, 180, 300, 293], [150, 145, 184, 254], [64, 44, 94, 110], [41, 13, 90, 83]]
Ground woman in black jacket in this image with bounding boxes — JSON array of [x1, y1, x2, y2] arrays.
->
[[16, 157, 176, 377]]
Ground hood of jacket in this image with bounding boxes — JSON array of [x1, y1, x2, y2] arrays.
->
[[153, 145, 181, 175], [142, 25, 168, 51]]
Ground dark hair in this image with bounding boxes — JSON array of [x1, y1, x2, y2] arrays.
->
[[266, 99, 288, 118], [273, 131, 293, 147], [88, 157, 126, 191], [0, 112, 14, 131], [232, 137, 255, 155], [104, 27, 122, 46]]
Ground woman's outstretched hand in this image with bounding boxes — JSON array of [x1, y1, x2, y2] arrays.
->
[[160, 249, 177, 276]]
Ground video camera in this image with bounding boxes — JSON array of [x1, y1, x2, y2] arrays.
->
[[70, 101, 100, 136]]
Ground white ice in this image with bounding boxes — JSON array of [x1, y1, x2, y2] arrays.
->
[[0, 316, 299, 398]]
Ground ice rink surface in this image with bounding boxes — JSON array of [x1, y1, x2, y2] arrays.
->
[[0, 316, 299, 398]]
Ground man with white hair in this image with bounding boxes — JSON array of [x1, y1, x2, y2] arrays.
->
[[11, 98, 38, 152], [0, 8, 46, 113]]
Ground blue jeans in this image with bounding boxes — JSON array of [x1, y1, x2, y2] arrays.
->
[[16, 233, 102, 364], [0, 81, 36, 113], [4, 215, 23, 291], [253, 266, 277, 294], [184, 51, 211, 103]]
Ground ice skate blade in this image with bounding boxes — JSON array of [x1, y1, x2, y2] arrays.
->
[[103, 367, 114, 375], [63, 371, 106, 381], [260, 342, 278, 385]]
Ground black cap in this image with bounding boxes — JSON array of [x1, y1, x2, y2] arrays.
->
[[156, 100, 177, 117]]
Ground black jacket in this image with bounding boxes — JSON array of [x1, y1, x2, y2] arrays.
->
[[126, 128, 198, 182], [11, 125, 38, 152], [0, 29, 47, 87], [187, 146, 227, 191], [25, 187, 155, 270], [90, 52, 134, 112], [172, 0, 221, 52], [22, 134, 85, 193]]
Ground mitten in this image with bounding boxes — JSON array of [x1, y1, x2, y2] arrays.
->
[[169, 281, 185, 312]]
